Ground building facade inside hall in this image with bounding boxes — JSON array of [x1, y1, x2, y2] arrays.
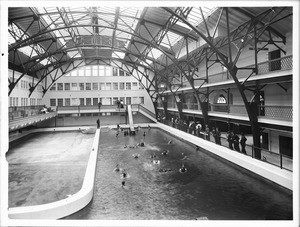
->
[[5, 5, 296, 221]]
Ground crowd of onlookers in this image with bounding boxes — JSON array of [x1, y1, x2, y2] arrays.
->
[[166, 117, 248, 154]]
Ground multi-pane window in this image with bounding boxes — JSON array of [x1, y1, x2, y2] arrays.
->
[[132, 82, 138, 90], [100, 83, 105, 90], [92, 66, 98, 76], [119, 82, 125, 90], [78, 68, 85, 76], [119, 70, 124, 76], [126, 82, 131, 90], [50, 99, 56, 106], [112, 67, 118, 76], [57, 98, 63, 106], [79, 83, 84, 90], [71, 70, 77, 76], [106, 82, 111, 90], [65, 98, 70, 106], [86, 83, 91, 90], [113, 97, 118, 105], [99, 66, 105, 76], [132, 97, 138, 104], [71, 83, 77, 90], [217, 95, 227, 103], [79, 98, 84, 105], [140, 97, 144, 104], [85, 67, 91, 76], [71, 98, 79, 105], [57, 83, 63, 91], [93, 98, 98, 106], [126, 97, 131, 104], [50, 83, 56, 91], [93, 82, 98, 90], [105, 67, 111, 76], [86, 98, 91, 106], [65, 83, 70, 90], [113, 82, 118, 90]]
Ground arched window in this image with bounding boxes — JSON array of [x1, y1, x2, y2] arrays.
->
[[217, 95, 227, 104]]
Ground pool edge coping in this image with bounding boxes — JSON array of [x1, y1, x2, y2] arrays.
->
[[8, 127, 100, 219]]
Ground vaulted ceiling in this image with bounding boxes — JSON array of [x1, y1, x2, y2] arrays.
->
[[8, 6, 293, 96]]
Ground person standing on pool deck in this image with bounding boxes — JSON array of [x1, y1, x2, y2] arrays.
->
[[240, 132, 247, 154], [233, 132, 240, 152], [96, 118, 100, 128]]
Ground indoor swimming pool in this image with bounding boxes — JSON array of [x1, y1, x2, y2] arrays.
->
[[65, 127, 292, 220], [7, 130, 94, 207]]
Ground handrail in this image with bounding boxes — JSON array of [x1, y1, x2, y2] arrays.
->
[[137, 104, 156, 119], [160, 119, 292, 172]]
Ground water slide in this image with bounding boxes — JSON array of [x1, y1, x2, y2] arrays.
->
[[127, 105, 135, 133]]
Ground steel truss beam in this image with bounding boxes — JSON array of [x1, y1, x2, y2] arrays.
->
[[9, 20, 197, 118], [164, 7, 292, 159]]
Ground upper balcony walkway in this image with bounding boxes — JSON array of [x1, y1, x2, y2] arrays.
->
[[161, 55, 292, 93], [8, 104, 156, 132]]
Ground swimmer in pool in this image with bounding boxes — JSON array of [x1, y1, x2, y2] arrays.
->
[[162, 150, 169, 155], [181, 153, 188, 160], [133, 153, 140, 159], [121, 171, 127, 178], [114, 164, 120, 172], [116, 132, 119, 137], [122, 180, 125, 188], [143, 132, 146, 137], [153, 160, 160, 164], [124, 144, 127, 148], [150, 153, 156, 159], [179, 164, 187, 173]]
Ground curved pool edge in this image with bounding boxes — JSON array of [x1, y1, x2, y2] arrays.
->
[[8, 127, 100, 219]]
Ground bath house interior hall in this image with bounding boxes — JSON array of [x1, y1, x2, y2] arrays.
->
[[3, 5, 297, 223]]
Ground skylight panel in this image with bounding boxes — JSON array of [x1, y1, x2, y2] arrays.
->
[[112, 51, 125, 59], [160, 31, 182, 49], [18, 46, 38, 57], [148, 48, 163, 60], [175, 7, 217, 29]]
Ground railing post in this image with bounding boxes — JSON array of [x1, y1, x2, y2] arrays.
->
[[252, 145, 254, 158], [280, 154, 283, 169]]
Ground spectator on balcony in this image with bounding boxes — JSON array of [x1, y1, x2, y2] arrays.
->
[[240, 132, 247, 154], [227, 131, 234, 150], [116, 99, 120, 109], [233, 132, 240, 152], [120, 100, 124, 108]]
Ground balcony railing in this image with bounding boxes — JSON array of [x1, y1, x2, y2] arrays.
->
[[260, 105, 293, 121], [160, 119, 292, 172], [9, 105, 46, 121], [181, 103, 292, 121], [195, 55, 293, 85]]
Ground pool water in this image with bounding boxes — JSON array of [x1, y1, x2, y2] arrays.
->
[[7, 131, 94, 207], [65, 128, 292, 220]]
